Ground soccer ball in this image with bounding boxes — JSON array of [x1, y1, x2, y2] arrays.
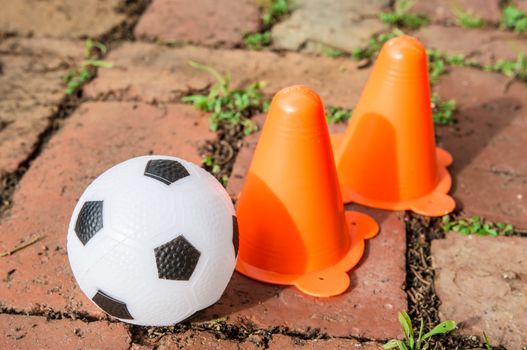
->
[[67, 155, 238, 326]]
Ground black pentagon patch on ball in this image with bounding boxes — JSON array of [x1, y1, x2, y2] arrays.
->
[[155, 235, 201, 280], [144, 159, 189, 185], [232, 216, 239, 257], [92, 290, 133, 320], [75, 201, 104, 245]]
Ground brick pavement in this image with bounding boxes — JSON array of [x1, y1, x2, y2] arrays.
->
[[1, 0, 527, 349], [84, 42, 370, 109]]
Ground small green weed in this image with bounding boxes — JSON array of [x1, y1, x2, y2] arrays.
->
[[483, 332, 492, 350], [379, 0, 429, 29], [441, 215, 514, 236], [453, 7, 484, 28], [351, 29, 405, 60], [64, 39, 112, 95], [202, 155, 229, 186], [431, 94, 456, 125], [326, 107, 352, 123], [428, 58, 445, 85], [501, 5, 527, 33], [321, 46, 345, 59], [244, 31, 272, 50], [181, 61, 268, 135], [484, 52, 527, 80], [261, 0, 289, 26], [383, 311, 456, 350], [426, 49, 474, 84], [244, 0, 290, 49]]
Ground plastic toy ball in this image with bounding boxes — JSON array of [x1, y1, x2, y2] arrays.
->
[[67, 156, 238, 326]]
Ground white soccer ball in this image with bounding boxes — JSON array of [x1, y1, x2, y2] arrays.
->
[[67, 155, 238, 326]]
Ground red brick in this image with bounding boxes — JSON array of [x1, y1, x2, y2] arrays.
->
[[84, 43, 370, 110], [434, 67, 527, 228], [134, 0, 260, 47], [415, 25, 527, 65], [156, 330, 259, 350], [432, 234, 527, 349], [0, 0, 125, 38], [0, 314, 130, 350], [198, 117, 407, 340], [0, 102, 213, 316], [0, 38, 83, 175], [410, 0, 502, 24], [267, 334, 383, 349]]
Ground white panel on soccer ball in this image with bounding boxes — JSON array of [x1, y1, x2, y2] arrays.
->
[[190, 254, 235, 309]]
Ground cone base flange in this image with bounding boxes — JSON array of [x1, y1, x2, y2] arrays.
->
[[235, 211, 379, 297], [332, 133, 455, 216]]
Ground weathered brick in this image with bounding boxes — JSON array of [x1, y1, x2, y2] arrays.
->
[[0, 0, 125, 38], [134, 0, 260, 47], [432, 234, 527, 349], [0, 38, 83, 175], [271, 0, 390, 53]]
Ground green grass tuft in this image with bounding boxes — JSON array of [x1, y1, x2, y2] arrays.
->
[[262, 0, 289, 26], [181, 61, 268, 135], [442, 215, 514, 236], [431, 93, 456, 125], [244, 0, 290, 50], [64, 39, 112, 95], [453, 7, 484, 28], [426, 49, 477, 84], [202, 155, 229, 186], [321, 46, 345, 59], [244, 31, 272, 50], [383, 310, 456, 350], [351, 29, 405, 60], [501, 5, 527, 33], [326, 107, 352, 123], [484, 52, 527, 80], [379, 0, 429, 29]]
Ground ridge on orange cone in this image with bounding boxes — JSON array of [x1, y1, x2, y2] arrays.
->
[[332, 35, 455, 217], [235, 85, 379, 297]]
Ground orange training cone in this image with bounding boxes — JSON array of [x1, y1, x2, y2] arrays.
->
[[332, 35, 455, 216], [235, 85, 379, 297]]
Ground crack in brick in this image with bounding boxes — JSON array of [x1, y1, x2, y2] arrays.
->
[[484, 167, 527, 178], [0, 304, 105, 324], [128, 319, 381, 349]]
